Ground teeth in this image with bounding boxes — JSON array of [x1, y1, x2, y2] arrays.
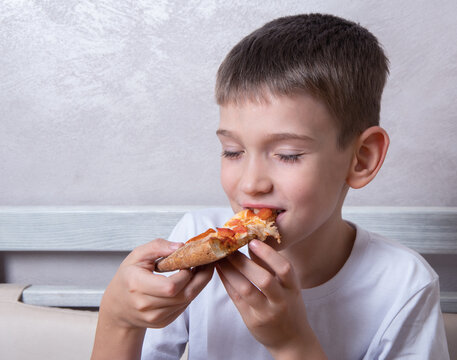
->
[[245, 208, 285, 215]]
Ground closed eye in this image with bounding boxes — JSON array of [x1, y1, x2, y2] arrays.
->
[[276, 153, 304, 163], [221, 150, 243, 159]]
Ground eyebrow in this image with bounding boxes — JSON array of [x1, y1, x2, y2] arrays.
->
[[265, 133, 315, 142], [216, 129, 238, 139], [216, 129, 314, 142]]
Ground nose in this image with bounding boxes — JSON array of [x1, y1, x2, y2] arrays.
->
[[239, 157, 273, 196]]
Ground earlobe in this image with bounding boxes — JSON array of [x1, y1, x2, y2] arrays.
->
[[346, 126, 390, 189]]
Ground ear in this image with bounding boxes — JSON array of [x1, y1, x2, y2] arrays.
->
[[346, 126, 390, 189]]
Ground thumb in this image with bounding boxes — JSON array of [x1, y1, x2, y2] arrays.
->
[[127, 238, 184, 264]]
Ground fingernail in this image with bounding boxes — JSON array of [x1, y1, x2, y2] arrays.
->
[[249, 240, 260, 248]]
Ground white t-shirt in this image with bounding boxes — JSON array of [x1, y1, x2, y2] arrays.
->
[[141, 208, 449, 360]]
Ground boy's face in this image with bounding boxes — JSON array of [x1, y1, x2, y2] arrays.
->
[[217, 93, 354, 250]]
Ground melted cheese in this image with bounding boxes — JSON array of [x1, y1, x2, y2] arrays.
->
[[222, 209, 280, 243]]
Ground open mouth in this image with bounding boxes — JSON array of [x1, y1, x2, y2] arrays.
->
[[276, 209, 286, 221], [246, 207, 286, 218]]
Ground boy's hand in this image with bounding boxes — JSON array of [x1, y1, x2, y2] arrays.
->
[[100, 238, 214, 330], [91, 238, 214, 360], [216, 240, 327, 360]]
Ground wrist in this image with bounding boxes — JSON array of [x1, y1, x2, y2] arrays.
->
[[98, 290, 143, 330], [91, 307, 146, 360]]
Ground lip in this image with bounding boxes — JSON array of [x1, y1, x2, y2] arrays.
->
[[276, 210, 286, 224], [241, 203, 284, 211]]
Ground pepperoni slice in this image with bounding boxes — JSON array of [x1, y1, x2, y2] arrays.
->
[[245, 209, 256, 218], [233, 225, 248, 234], [216, 227, 236, 238], [257, 208, 273, 220], [186, 228, 216, 243], [226, 219, 242, 227]]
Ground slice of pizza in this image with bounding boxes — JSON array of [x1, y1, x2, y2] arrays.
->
[[155, 208, 281, 272]]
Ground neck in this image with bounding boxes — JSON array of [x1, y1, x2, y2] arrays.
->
[[281, 213, 356, 289]]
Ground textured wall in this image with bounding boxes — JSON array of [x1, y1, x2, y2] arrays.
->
[[1, 0, 456, 206]]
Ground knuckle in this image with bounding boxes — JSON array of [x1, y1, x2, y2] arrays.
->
[[133, 297, 149, 312], [277, 262, 292, 277], [128, 247, 139, 259], [144, 311, 160, 325], [258, 274, 274, 290], [125, 272, 139, 292], [232, 291, 242, 302], [129, 245, 146, 260], [184, 285, 199, 301], [250, 313, 267, 328], [238, 284, 253, 298], [162, 282, 178, 297]]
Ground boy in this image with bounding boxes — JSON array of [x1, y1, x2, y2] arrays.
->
[[91, 14, 449, 359]]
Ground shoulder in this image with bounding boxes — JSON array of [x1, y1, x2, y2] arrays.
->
[[355, 224, 438, 295], [355, 227, 449, 358]]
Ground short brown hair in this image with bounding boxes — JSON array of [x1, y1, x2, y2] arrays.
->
[[215, 14, 389, 148]]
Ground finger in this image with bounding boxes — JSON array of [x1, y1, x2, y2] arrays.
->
[[248, 246, 275, 274], [156, 302, 189, 327], [181, 264, 215, 301], [138, 266, 214, 308], [137, 301, 189, 329], [248, 240, 298, 290], [127, 238, 184, 265], [216, 264, 250, 315], [136, 265, 214, 309], [135, 268, 193, 298], [227, 251, 283, 303], [217, 258, 267, 308]]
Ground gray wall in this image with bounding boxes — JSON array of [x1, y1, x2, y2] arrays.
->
[[1, 0, 457, 207]]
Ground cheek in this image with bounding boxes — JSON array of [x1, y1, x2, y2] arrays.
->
[[291, 182, 323, 213], [220, 162, 236, 196], [280, 166, 319, 202], [298, 157, 350, 220], [280, 161, 341, 214], [322, 155, 351, 194]]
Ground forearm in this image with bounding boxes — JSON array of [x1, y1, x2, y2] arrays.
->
[[91, 310, 146, 360]]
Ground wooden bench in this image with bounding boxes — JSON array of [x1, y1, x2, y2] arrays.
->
[[1, 206, 456, 359]]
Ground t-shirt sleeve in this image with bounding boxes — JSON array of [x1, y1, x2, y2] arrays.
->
[[364, 278, 450, 359], [140, 213, 196, 360]]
